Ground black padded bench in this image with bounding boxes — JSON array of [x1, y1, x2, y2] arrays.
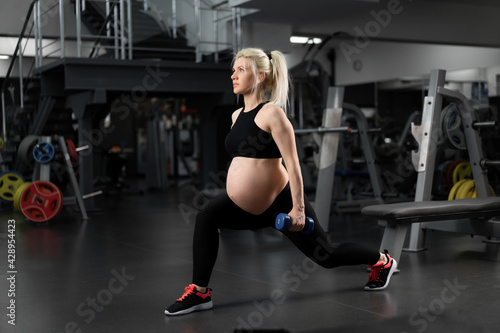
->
[[362, 197, 500, 265]]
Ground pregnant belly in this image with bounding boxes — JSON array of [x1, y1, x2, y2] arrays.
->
[[226, 157, 288, 215]]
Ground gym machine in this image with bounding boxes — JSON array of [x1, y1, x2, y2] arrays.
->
[[362, 69, 500, 265], [307, 87, 384, 231]]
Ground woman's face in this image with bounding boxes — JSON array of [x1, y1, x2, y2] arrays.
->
[[231, 57, 256, 95]]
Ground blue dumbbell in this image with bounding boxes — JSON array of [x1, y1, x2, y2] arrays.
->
[[275, 213, 314, 234]]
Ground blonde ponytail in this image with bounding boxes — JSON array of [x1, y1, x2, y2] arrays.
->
[[268, 50, 289, 112], [233, 48, 290, 113]]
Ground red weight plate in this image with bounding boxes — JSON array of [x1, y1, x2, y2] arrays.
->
[[66, 139, 78, 164], [19, 181, 63, 222]]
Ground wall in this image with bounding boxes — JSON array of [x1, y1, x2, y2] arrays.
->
[[334, 41, 500, 90]]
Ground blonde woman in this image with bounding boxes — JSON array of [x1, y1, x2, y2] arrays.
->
[[165, 48, 397, 316]]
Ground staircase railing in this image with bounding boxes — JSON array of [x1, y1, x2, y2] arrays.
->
[[139, 0, 241, 62], [1, 0, 37, 144]]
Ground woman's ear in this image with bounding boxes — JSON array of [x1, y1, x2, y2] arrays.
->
[[258, 72, 266, 84]]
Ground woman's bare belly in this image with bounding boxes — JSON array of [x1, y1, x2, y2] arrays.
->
[[226, 157, 289, 215]]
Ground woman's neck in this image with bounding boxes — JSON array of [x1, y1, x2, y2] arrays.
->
[[242, 93, 265, 111]]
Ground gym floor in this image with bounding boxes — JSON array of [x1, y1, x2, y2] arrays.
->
[[1, 179, 499, 333]]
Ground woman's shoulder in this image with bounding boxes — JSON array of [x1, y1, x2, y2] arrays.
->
[[231, 107, 244, 124], [256, 102, 290, 131], [260, 102, 287, 121]]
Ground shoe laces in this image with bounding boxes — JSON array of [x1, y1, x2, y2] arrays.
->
[[368, 255, 391, 282], [368, 265, 383, 282], [177, 285, 196, 301]]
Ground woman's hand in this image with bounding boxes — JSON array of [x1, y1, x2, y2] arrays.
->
[[287, 207, 306, 232]]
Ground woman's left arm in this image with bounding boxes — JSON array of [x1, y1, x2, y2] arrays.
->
[[265, 105, 305, 232]]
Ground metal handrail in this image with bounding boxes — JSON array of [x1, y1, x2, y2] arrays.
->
[[1, 0, 37, 142], [1, 0, 37, 98], [88, 2, 118, 58], [144, 0, 240, 62]]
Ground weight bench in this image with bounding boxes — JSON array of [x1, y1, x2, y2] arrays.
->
[[362, 197, 500, 265]]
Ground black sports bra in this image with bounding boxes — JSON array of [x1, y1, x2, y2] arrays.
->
[[224, 102, 282, 159]]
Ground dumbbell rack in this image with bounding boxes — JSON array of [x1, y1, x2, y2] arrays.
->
[[407, 69, 497, 252]]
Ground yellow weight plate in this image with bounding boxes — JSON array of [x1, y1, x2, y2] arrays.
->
[[452, 162, 471, 185], [456, 180, 475, 200], [0, 171, 25, 202], [14, 181, 31, 211], [448, 179, 469, 200]]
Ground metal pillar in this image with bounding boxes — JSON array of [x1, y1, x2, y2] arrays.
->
[[172, 0, 177, 39], [314, 87, 344, 231], [34, 0, 41, 68], [232, 8, 237, 52], [59, 0, 65, 58], [39, 137, 51, 181], [114, 4, 119, 58], [120, 0, 126, 59], [1, 92, 6, 142], [76, 0, 82, 57], [406, 69, 446, 252], [127, 0, 133, 60], [195, 0, 202, 63], [236, 7, 241, 50], [18, 48, 24, 109], [106, 0, 111, 38], [213, 10, 218, 63]]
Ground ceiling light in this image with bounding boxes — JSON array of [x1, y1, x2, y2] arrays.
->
[[290, 36, 322, 45], [0, 55, 10, 60]]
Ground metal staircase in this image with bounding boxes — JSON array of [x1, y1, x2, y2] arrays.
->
[[78, 0, 197, 61]]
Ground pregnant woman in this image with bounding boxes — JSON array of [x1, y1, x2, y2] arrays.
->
[[165, 47, 397, 316]]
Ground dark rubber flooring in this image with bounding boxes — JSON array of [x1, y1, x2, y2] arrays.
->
[[1, 180, 499, 332]]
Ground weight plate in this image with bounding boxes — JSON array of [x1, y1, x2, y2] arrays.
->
[[33, 141, 56, 164], [18, 135, 39, 165], [14, 181, 31, 211], [66, 139, 78, 164], [452, 161, 472, 185], [456, 180, 475, 200], [19, 181, 63, 223], [0, 171, 26, 203], [445, 159, 466, 190], [448, 179, 469, 200], [441, 103, 466, 150]]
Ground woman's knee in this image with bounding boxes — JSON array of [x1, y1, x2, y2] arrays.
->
[[195, 195, 232, 229], [307, 241, 343, 269]]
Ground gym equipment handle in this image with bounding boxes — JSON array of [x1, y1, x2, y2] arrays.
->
[[481, 159, 500, 167], [472, 121, 497, 129], [275, 213, 315, 234], [294, 126, 351, 135]]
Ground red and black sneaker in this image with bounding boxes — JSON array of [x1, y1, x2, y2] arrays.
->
[[364, 250, 397, 291], [165, 284, 213, 316]]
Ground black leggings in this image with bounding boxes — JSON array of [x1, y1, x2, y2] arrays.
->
[[192, 183, 380, 287]]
